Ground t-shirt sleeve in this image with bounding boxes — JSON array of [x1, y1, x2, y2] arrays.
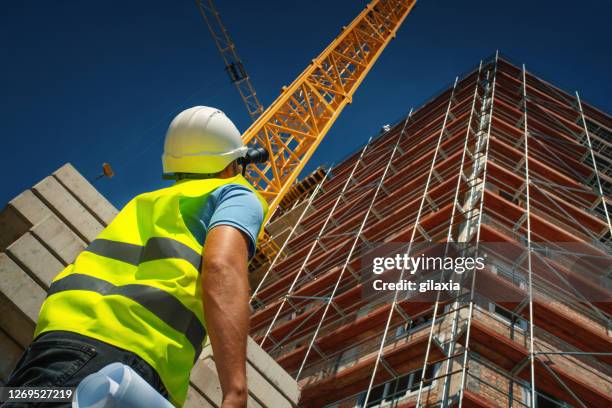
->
[[208, 183, 264, 259]]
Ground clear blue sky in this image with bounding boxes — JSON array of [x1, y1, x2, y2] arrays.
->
[[1, 0, 610, 209]]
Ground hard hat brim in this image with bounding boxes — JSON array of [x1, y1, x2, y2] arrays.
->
[[162, 145, 248, 174]]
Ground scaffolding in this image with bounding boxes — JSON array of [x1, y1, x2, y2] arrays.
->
[[249, 53, 611, 408]]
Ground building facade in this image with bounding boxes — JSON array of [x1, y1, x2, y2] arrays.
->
[[249, 54, 611, 407]]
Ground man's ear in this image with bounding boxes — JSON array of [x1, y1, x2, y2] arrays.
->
[[234, 160, 243, 176]]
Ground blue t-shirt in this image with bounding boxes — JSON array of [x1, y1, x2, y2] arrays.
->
[[179, 183, 264, 258]]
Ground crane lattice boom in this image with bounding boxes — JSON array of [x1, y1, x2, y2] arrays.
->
[[196, 0, 264, 121], [241, 0, 417, 218]]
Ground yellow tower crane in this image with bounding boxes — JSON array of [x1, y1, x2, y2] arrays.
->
[[199, 0, 417, 218], [242, 0, 416, 220], [198, 0, 417, 265]]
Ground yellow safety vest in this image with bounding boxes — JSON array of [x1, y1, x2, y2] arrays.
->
[[35, 174, 268, 406]]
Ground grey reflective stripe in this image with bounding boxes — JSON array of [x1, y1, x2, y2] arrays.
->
[[86, 238, 202, 272], [48, 274, 205, 359], [86, 240, 141, 265], [141, 238, 201, 271]]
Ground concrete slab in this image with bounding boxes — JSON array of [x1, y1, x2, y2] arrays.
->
[[53, 164, 118, 226], [0, 191, 52, 251], [245, 336, 299, 405], [6, 232, 64, 289], [8, 190, 52, 226], [201, 337, 300, 405], [184, 386, 215, 408], [249, 393, 264, 408], [190, 357, 263, 408], [32, 176, 104, 243], [190, 357, 223, 406], [0, 210, 28, 252], [0, 328, 23, 382], [245, 360, 292, 408], [0, 292, 33, 349], [31, 214, 86, 265], [0, 253, 45, 347]]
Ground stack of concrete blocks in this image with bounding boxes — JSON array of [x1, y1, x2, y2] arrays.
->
[[190, 337, 299, 407], [0, 163, 114, 382], [0, 163, 299, 407]]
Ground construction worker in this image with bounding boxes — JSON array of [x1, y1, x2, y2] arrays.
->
[[3, 106, 268, 408]]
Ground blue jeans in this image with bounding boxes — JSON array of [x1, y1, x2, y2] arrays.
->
[[2, 331, 168, 407]]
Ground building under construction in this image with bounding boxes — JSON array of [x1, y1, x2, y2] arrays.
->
[[249, 54, 612, 407], [1, 0, 610, 404]]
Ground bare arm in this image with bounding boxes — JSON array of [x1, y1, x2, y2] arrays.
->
[[201, 225, 250, 408]]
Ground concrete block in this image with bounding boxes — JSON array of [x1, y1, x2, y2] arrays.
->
[[245, 361, 292, 408], [53, 163, 118, 225], [201, 337, 300, 406], [184, 386, 215, 408], [0, 191, 52, 251], [31, 214, 86, 265], [0, 253, 46, 347], [245, 337, 300, 405], [6, 232, 64, 289], [248, 394, 264, 408], [0, 328, 23, 381], [32, 176, 104, 243], [0, 210, 28, 252], [190, 357, 223, 406], [190, 357, 262, 408]]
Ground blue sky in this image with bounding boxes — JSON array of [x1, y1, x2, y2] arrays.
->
[[1, 0, 610, 209]]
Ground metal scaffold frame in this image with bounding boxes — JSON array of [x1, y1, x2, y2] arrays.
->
[[521, 62, 537, 408], [366, 75, 460, 407], [457, 53, 499, 407], [250, 167, 333, 308], [576, 92, 612, 234], [296, 109, 414, 380], [258, 136, 374, 349], [410, 61, 493, 407], [248, 54, 611, 408]]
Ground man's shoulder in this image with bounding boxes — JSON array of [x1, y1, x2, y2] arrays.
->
[[209, 183, 264, 258], [213, 183, 262, 210]]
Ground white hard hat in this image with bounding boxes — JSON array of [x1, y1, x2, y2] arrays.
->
[[162, 106, 248, 175]]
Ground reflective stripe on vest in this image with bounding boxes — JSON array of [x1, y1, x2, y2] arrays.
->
[[48, 273, 206, 358], [85, 238, 202, 272]]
